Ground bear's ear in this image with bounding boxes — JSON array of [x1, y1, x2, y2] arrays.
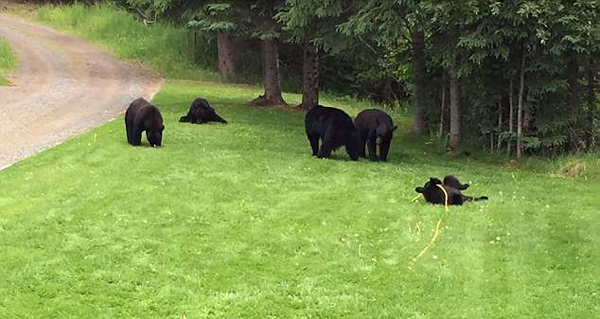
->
[[429, 177, 441, 184], [393, 125, 398, 131], [415, 187, 424, 193]]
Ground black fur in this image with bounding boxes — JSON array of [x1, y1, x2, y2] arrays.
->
[[179, 97, 227, 124], [354, 109, 397, 162], [415, 176, 488, 206], [443, 175, 469, 190], [305, 105, 361, 161], [125, 98, 164, 147]]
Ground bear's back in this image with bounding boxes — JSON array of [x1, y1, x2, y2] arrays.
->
[[355, 109, 393, 131], [130, 98, 162, 129]]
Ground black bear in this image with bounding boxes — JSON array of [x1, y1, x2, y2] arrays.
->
[[179, 97, 227, 124], [415, 176, 488, 206], [443, 175, 469, 190], [354, 109, 397, 162], [305, 105, 361, 161], [125, 98, 164, 147]]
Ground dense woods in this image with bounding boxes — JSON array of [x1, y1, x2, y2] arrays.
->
[[42, 0, 600, 156]]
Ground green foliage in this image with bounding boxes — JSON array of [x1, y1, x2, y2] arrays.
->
[[0, 36, 16, 85], [430, 0, 600, 153], [276, 0, 346, 45], [186, 2, 239, 32], [36, 0, 600, 154]]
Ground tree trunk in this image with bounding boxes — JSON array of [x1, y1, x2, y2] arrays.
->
[[587, 58, 597, 148], [299, 38, 319, 109], [587, 58, 596, 109], [448, 70, 461, 151], [411, 29, 427, 135], [248, 38, 287, 107], [566, 52, 581, 150], [217, 30, 238, 82], [517, 50, 526, 159], [438, 81, 446, 138], [497, 102, 503, 151], [507, 78, 514, 156]]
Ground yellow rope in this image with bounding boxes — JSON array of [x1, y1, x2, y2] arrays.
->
[[411, 194, 423, 202], [415, 184, 449, 259], [416, 219, 442, 259], [411, 185, 449, 212], [435, 184, 449, 212]]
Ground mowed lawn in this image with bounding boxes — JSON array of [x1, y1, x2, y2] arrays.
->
[[0, 80, 598, 319]]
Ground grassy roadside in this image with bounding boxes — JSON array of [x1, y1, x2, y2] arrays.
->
[[36, 3, 219, 82], [0, 3, 598, 319], [0, 35, 16, 85]]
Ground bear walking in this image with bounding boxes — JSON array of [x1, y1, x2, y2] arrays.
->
[[415, 176, 488, 205], [304, 105, 361, 161], [354, 109, 397, 162], [179, 97, 227, 124], [125, 98, 164, 147]]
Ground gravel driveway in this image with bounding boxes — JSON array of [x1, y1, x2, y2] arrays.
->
[[0, 14, 162, 170]]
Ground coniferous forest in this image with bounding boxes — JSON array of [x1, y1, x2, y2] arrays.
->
[[31, 0, 600, 156]]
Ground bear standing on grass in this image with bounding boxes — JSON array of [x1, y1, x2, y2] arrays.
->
[[415, 176, 488, 205], [179, 97, 227, 124], [125, 98, 164, 147], [305, 105, 361, 161], [354, 109, 397, 162]]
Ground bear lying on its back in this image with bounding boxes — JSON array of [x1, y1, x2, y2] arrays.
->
[[125, 98, 164, 147], [354, 109, 397, 162], [305, 105, 361, 161], [443, 175, 469, 190], [415, 175, 487, 205], [180, 97, 227, 124]]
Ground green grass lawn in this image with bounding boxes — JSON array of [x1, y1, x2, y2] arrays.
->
[[1, 80, 599, 318], [0, 35, 16, 85], [1, 3, 598, 318]]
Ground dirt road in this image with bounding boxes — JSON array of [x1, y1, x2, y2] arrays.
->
[[0, 14, 162, 170]]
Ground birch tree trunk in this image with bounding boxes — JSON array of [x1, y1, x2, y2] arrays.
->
[[507, 78, 514, 155], [438, 82, 446, 138], [516, 50, 526, 159], [497, 102, 503, 151], [449, 70, 461, 151]]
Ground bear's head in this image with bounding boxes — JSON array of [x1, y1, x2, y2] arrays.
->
[[147, 125, 165, 147], [346, 129, 362, 161], [415, 177, 442, 194]]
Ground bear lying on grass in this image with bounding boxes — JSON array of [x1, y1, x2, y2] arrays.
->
[[443, 175, 469, 190], [354, 109, 397, 162], [415, 175, 488, 205], [125, 98, 164, 147], [179, 97, 227, 124], [305, 105, 361, 160]]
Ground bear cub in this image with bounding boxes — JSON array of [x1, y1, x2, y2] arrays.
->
[[354, 109, 397, 162], [305, 105, 361, 161], [179, 97, 227, 124], [125, 98, 164, 147], [443, 175, 469, 190], [415, 175, 488, 205]]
